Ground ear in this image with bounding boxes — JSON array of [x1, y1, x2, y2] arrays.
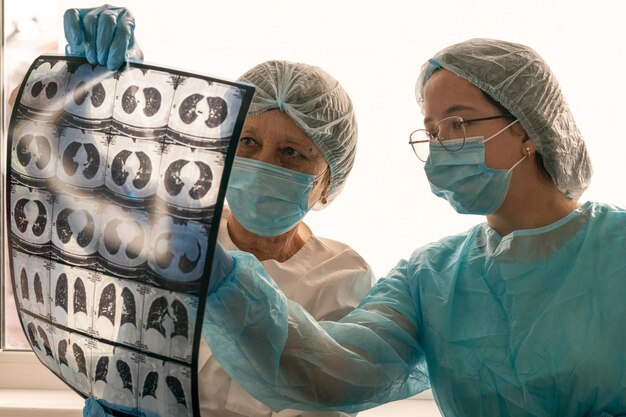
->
[[521, 137, 537, 157], [319, 183, 330, 205], [309, 169, 331, 208]]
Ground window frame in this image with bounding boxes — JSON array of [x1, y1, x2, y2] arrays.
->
[[0, 351, 70, 390], [0, 0, 73, 393], [1, 0, 5, 352]]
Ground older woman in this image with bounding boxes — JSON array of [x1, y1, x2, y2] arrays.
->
[[65, 6, 375, 417], [198, 60, 375, 417], [203, 39, 626, 417]]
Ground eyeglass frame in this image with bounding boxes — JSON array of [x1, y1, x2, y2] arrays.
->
[[409, 114, 513, 161]]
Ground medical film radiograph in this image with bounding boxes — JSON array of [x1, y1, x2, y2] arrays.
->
[[7, 56, 254, 417]]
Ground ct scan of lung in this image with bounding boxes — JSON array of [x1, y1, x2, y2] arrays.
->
[[7, 56, 254, 417]]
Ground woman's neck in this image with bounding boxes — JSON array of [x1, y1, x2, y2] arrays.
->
[[226, 212, 308, 262], [487, 175, 580, 237]]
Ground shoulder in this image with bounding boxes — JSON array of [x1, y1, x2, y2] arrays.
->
[[375, 225, 482, 297], [280, 235, 375, 320], [406, 224, 483, 272], [580, 201, 626, 232], [310, 235, 376, 283], [582, 201, 626, 242], [315, 235, 363, 255], [585, 201, 626, 219]]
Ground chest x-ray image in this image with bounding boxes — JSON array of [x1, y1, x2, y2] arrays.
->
[[11, 120, 58, 183], [7, 56, 254, 417], [105, 135, 162, 204], [19, 60, 70, 118], [57, 127, 109, 191], [10, 184, 53, 254], [156, 144, 224, 219], [168, 76, 244, 148], [65, 64, 116, 131], [12, 251, 50, 319], [112, 67, 176, 138]]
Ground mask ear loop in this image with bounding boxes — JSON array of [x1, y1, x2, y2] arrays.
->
[[314, 168, 329, 182], [314, 167, 330, 205], [508, 147, 531, 172], [482, 119, 520, 143]]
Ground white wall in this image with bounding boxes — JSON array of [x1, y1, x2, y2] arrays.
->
[[43, 0, 626, 276]]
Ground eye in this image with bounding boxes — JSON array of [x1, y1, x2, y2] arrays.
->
[[239, 136, 257, 147], [281, 146, 304, 158], [426, 130, 438, 141], [451, 119, 464, 129], [236, 136, 260, 157]]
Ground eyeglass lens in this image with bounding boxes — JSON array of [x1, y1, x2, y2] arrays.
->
[[410, 116, 467, 161]]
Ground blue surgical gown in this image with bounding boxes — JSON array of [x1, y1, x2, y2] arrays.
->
[[203, 201, 626, 417]]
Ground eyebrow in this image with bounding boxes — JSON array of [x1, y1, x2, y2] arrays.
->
[[423, 104, 478, 125], [239, 127, 320, 156], [241, 124, 257, 134]]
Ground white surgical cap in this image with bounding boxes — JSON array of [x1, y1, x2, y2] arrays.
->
[[238, 60, 357, 205], [416, 38, 592, 200]]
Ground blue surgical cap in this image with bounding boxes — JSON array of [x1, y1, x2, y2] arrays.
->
[[238, 60, 358, 205], [416, 38, 593, 200]]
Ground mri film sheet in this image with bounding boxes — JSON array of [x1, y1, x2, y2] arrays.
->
[[6, 56, 254, 417]]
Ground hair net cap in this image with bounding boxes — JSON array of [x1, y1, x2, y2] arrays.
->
[[238, 60, 358, 205], [415, 38, 592, 200]]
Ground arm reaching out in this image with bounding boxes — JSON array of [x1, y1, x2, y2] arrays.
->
[[203, 251, 430, 413]]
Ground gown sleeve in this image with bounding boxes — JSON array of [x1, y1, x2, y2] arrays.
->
[[202, 251, 430, 413]]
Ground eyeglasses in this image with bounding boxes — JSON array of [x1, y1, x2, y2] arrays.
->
[[409, 115, 511, 162]]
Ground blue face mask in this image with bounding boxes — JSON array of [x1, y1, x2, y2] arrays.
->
[[424, 120, 526, 215], [226, 157, 324, 237]]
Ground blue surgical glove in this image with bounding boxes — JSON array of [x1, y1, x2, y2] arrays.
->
[[209, 242, 235, 293], [83, 398, 163, 417], [63, 5, 143, 71], [83, 398, 110, 417]]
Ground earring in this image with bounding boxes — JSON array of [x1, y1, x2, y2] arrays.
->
[[526, 147, 531, 156]]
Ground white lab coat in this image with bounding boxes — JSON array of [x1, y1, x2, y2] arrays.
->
[[199, 209, 376, 417]]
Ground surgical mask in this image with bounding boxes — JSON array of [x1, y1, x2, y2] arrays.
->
[[226, 156, 324, 237], [424, 120, 526, 215]]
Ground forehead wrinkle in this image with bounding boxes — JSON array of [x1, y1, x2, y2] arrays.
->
[[244, 117, 291, 143], [241, 119, 263, 135]]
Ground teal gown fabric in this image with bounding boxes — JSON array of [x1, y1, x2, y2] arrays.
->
[[203, 202, 626, 416]]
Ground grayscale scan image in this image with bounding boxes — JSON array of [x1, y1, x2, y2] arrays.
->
[[6, 56, 254, 417]]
